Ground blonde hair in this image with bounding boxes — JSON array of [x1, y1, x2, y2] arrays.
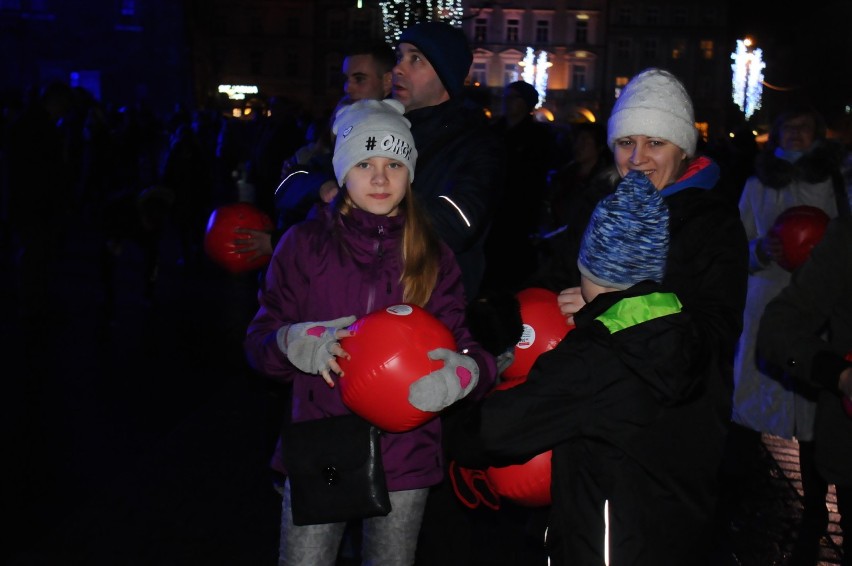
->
[[337, 183, 441, 307]]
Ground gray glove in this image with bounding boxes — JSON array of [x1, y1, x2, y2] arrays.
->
[[276, 316, 356, 375], [408, 348, 480, 412]]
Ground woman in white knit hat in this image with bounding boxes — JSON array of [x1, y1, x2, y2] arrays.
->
[[525, 68, 750, 562], [245, 98, 497, 565]]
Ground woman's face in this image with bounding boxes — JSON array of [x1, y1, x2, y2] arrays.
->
[[778, 114, 817, 153], [613, 135, 687, 190], [344, 157, 408, 217]]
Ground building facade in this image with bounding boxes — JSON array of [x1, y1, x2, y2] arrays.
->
[[463, 0, 607, 124], [0, 0, 737, 141]]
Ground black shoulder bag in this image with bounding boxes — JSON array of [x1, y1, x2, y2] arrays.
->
[[282, 413, 391, 526]]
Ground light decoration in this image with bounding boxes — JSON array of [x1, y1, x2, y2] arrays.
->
[[518, 47, 551, 108], [218, 84, 259, 100], [730, 38, 765, 120], [380, 0, 464, 44]]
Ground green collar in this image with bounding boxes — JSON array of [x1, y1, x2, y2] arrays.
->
[[595, 292, 682, 334]]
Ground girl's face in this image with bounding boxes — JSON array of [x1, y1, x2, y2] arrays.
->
[[344, 156, 408, 217], [613, 135, 687, 190]]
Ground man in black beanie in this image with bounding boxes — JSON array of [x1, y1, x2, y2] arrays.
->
[[393, 21, 505, 300], [393, 20, 508, 566]]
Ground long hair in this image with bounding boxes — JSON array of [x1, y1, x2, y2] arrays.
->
[[336, 183, 442, 307]]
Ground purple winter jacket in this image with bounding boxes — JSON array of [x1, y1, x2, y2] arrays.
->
[[244, 205, 497, 492]]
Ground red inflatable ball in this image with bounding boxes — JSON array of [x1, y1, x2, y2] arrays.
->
[[338, 304, 457, 433], [769, 205, 830, 272], [204, 202, 274, 273], [485, 450, 552, 507], [502, 288, 575, 381]]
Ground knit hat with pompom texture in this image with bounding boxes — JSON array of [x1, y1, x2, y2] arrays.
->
[[607, 68, 698, 156], [332, 98, 417, 186], [577, 170, 670, 290]]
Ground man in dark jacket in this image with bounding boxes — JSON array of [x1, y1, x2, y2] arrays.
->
[[393, 21, 504, 300], [757, 216, 852, 565], [392, 21, 505, 565]]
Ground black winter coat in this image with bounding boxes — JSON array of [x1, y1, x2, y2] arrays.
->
[[406, 99, 505, 298], [452, 282, 719, 563], [757, 216, 852, 485]]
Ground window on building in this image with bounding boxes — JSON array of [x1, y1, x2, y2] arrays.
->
[[643, 38, 658, 60], [0, 0, 22, 9], [575, 19, 588, 44], [702, 7, 717, 24], [572, 65, 587, 91], [700, 39, 714, 59], [645, 6, 659, 24], [673, 7, 688, 26], [504, 63, 518, 84], [672, 39, 686, 59], [614, 76, 629, 99], [472, 62, 487, 86], [536, 20, 549, 43], [618, 6, 632, 25], [616, 38, 631, 59], [474, 18, 487, 43], [695, 122, 709, 144], [506, 19, 519, 43]]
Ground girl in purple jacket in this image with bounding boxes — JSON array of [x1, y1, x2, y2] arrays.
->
[[244, 98, 496, 566]]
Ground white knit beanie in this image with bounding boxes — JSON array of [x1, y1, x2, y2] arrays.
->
[[606, 68, 698, 156], [332, 98, 417, 186]]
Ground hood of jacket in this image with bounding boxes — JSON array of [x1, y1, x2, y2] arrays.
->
[[574, 281, 699, 404], [755, 139, 844, 189]]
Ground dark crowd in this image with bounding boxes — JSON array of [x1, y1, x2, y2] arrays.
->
[[2, 20, 852, 566]]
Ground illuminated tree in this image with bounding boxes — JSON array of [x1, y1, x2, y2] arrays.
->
[[380, 0, 464, 44], [731, 38, 765, 121]]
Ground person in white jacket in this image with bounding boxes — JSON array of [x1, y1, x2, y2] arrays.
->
[[732, 103, 851, 564]]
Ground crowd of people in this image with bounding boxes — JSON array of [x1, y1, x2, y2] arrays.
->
[[2, 19, 852, 566]]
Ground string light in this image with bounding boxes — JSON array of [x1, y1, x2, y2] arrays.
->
[[380, 0, 463, 44], [731, 38, 765, 120]]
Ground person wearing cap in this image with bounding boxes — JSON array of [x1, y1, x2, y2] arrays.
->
[[523, 68, 748, 560], [451, 170, 721, 563], [392, 21, 504, 299], [480, 81, 556, 295], [244, 98, 497, 565]]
